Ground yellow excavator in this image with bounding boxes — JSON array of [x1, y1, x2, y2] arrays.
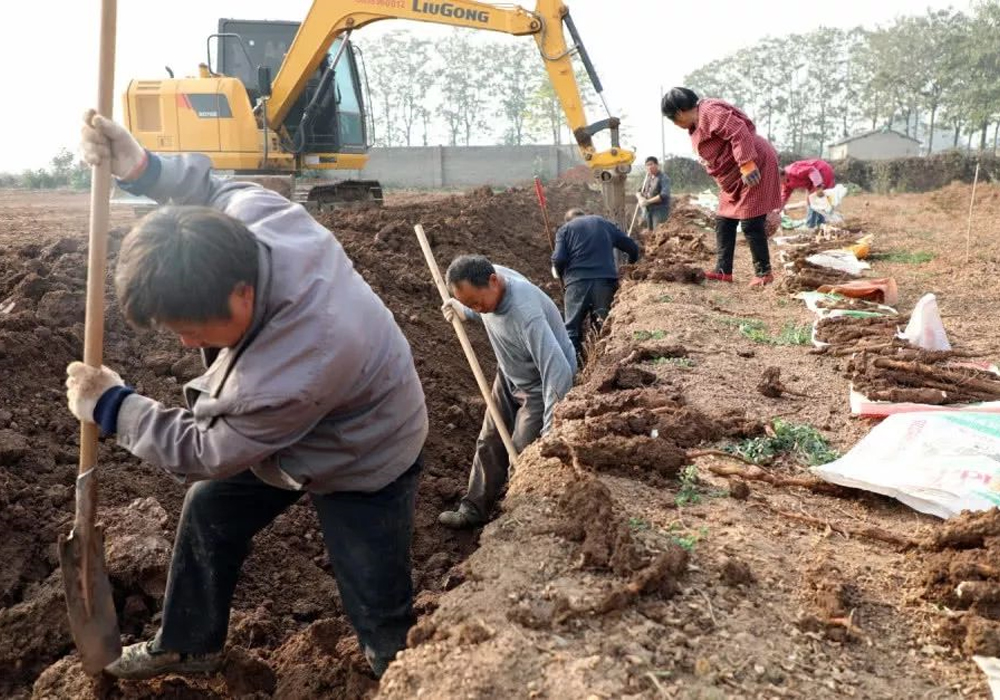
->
[[121, 0, 634, 221]]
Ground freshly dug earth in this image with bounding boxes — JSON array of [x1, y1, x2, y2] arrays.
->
[[5, 181, 1000, 698], [377, 185, 1000, 698], [0, 183, 598, 699]]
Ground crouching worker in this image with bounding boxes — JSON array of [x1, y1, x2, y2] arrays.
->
[[437, 256, 576, 529], [67, 111, 428, 680]]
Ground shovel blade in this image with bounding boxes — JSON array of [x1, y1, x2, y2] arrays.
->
[[59, 470, 121, 676]]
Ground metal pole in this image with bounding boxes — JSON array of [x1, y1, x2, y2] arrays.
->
[[659, 84, 666, 163], [965, 161, 981, 264]]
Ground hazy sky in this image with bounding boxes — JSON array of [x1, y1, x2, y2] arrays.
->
[[1, 0, 972, 173]]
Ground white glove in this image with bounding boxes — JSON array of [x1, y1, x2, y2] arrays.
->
[[441, 299, 466, 324], [66, 361, 125, 423], [635, 191, 645, 203], [80, 109, 147, 181]]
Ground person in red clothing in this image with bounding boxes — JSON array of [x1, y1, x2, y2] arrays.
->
[[661, 87, 781, 286], [780, 159, 836, 227]]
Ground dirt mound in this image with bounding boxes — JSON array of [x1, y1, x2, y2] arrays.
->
[[622, 201, 712, 285], [921, 509, 1000, 655], [0, 182, 598, 697]]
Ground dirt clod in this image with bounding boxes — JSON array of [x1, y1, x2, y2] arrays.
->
[[720, 557, 756, 586]]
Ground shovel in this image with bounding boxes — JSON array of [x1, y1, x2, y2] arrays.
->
[[59, 0, 122, 675], [413, 224, 519, 463]]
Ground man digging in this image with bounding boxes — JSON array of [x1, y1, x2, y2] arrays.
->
[[552, 208, 639, 358], [437, 255, 576, 529], [67, 112, 428, 680]]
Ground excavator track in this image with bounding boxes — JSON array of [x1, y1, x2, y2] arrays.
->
[[296, 179, 384, 212]]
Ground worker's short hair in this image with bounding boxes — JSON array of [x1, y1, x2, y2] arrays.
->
[[644, 156, 659, 165], [564, 208, 586, 222], [446, 254, 495, 289], [115, 206, 259, 329], [661, 87, 700, 120]]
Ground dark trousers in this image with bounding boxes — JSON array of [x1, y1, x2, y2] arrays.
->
[[156, 456, 422, 677], [563, 278, 618, 355], [643, 203, 670, 231], [714, 214, 772, 276], [462, 373, 543, 520]]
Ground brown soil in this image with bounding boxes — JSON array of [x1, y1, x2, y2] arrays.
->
[[0, 183, 598, 699], [7, 181, 1000, 698]]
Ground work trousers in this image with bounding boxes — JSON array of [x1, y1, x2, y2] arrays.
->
[[643, 203, 670, 231], [563, 278, 618, 355], [714, 214, 772, 276], [155, 456, 422, 678], [462, 372, 544, 520]]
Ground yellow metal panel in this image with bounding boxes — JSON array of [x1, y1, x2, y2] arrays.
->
[[217, 79, 262, 155], [174, 78, 222, 153], [302, 153, 369, 170], [268, 0, 538, 129]]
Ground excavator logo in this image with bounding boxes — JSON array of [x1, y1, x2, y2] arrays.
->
[[411, 1, 490, 23]]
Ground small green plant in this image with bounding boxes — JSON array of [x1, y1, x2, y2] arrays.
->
[[628, 516, 651, 532], [727, 419, 839, 466], [653, 356, 695, 368], [634, 329, 668, 342], [675, 465, 701, 506], [657, 294, 674, 303], [870, 251, 935, 264], [720, 317, 810, 346], [773, 323, 811, 346], [668, 523, 708, 551]]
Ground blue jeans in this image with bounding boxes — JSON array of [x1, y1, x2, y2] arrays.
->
[[156, 457, 422, 677], [806, 208, 827, 228]]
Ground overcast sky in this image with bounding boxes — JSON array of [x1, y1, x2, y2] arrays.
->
[[0, 0, 972, 173]]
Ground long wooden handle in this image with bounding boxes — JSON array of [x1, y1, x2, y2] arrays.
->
[[413, 225, 519, 463], [80, 0, 118, 476]]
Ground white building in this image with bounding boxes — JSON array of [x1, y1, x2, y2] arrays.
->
[[827, 129, 922, 160]]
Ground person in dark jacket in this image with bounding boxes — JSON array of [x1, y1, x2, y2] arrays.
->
[[69, 111, 427, 681], [551, 209, 640, 354], [638, 156, 671, 230]]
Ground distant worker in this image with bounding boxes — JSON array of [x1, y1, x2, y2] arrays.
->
[[781, 159, 836, 227], [661, 87, 781, 286], [552, 208, 639, 355], [438, 256, 576, 529], [637, 156, 672, 231], [71, 111, 427, 680]]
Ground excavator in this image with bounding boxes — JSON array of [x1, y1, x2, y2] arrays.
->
[[121, 0, 634, 223]]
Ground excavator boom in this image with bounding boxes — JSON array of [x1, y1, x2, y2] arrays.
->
[[123, 1, 633, 220]]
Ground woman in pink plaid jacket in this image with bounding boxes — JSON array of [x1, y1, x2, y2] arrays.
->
[[662, 87, 782, 287]]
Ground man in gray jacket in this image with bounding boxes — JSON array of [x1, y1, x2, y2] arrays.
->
[[67, 112, 428, 679], [437, 256, 576, 529]]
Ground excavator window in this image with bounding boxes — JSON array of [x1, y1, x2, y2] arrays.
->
[[217, 18, 367, 154]]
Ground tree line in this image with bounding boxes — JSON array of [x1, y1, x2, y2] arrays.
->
[[684, 0, 1000, 157], [357, 31, 613, 148]]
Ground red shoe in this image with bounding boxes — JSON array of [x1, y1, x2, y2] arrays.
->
[[749, 272, 774, 287], [704, 270, 734, 282]]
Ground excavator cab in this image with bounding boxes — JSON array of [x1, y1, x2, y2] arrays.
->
[[215, 19, 368, 157]]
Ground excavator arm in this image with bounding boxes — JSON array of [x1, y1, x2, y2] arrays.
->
[[266, 0, 634, 223]]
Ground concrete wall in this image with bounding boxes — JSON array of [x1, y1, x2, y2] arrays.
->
[[828, 133, 921, 161], [339, 145, 584, 188]]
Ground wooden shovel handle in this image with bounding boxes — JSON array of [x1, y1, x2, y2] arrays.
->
[[80, 0, 118, 476], [413, 225, 519, 464]]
